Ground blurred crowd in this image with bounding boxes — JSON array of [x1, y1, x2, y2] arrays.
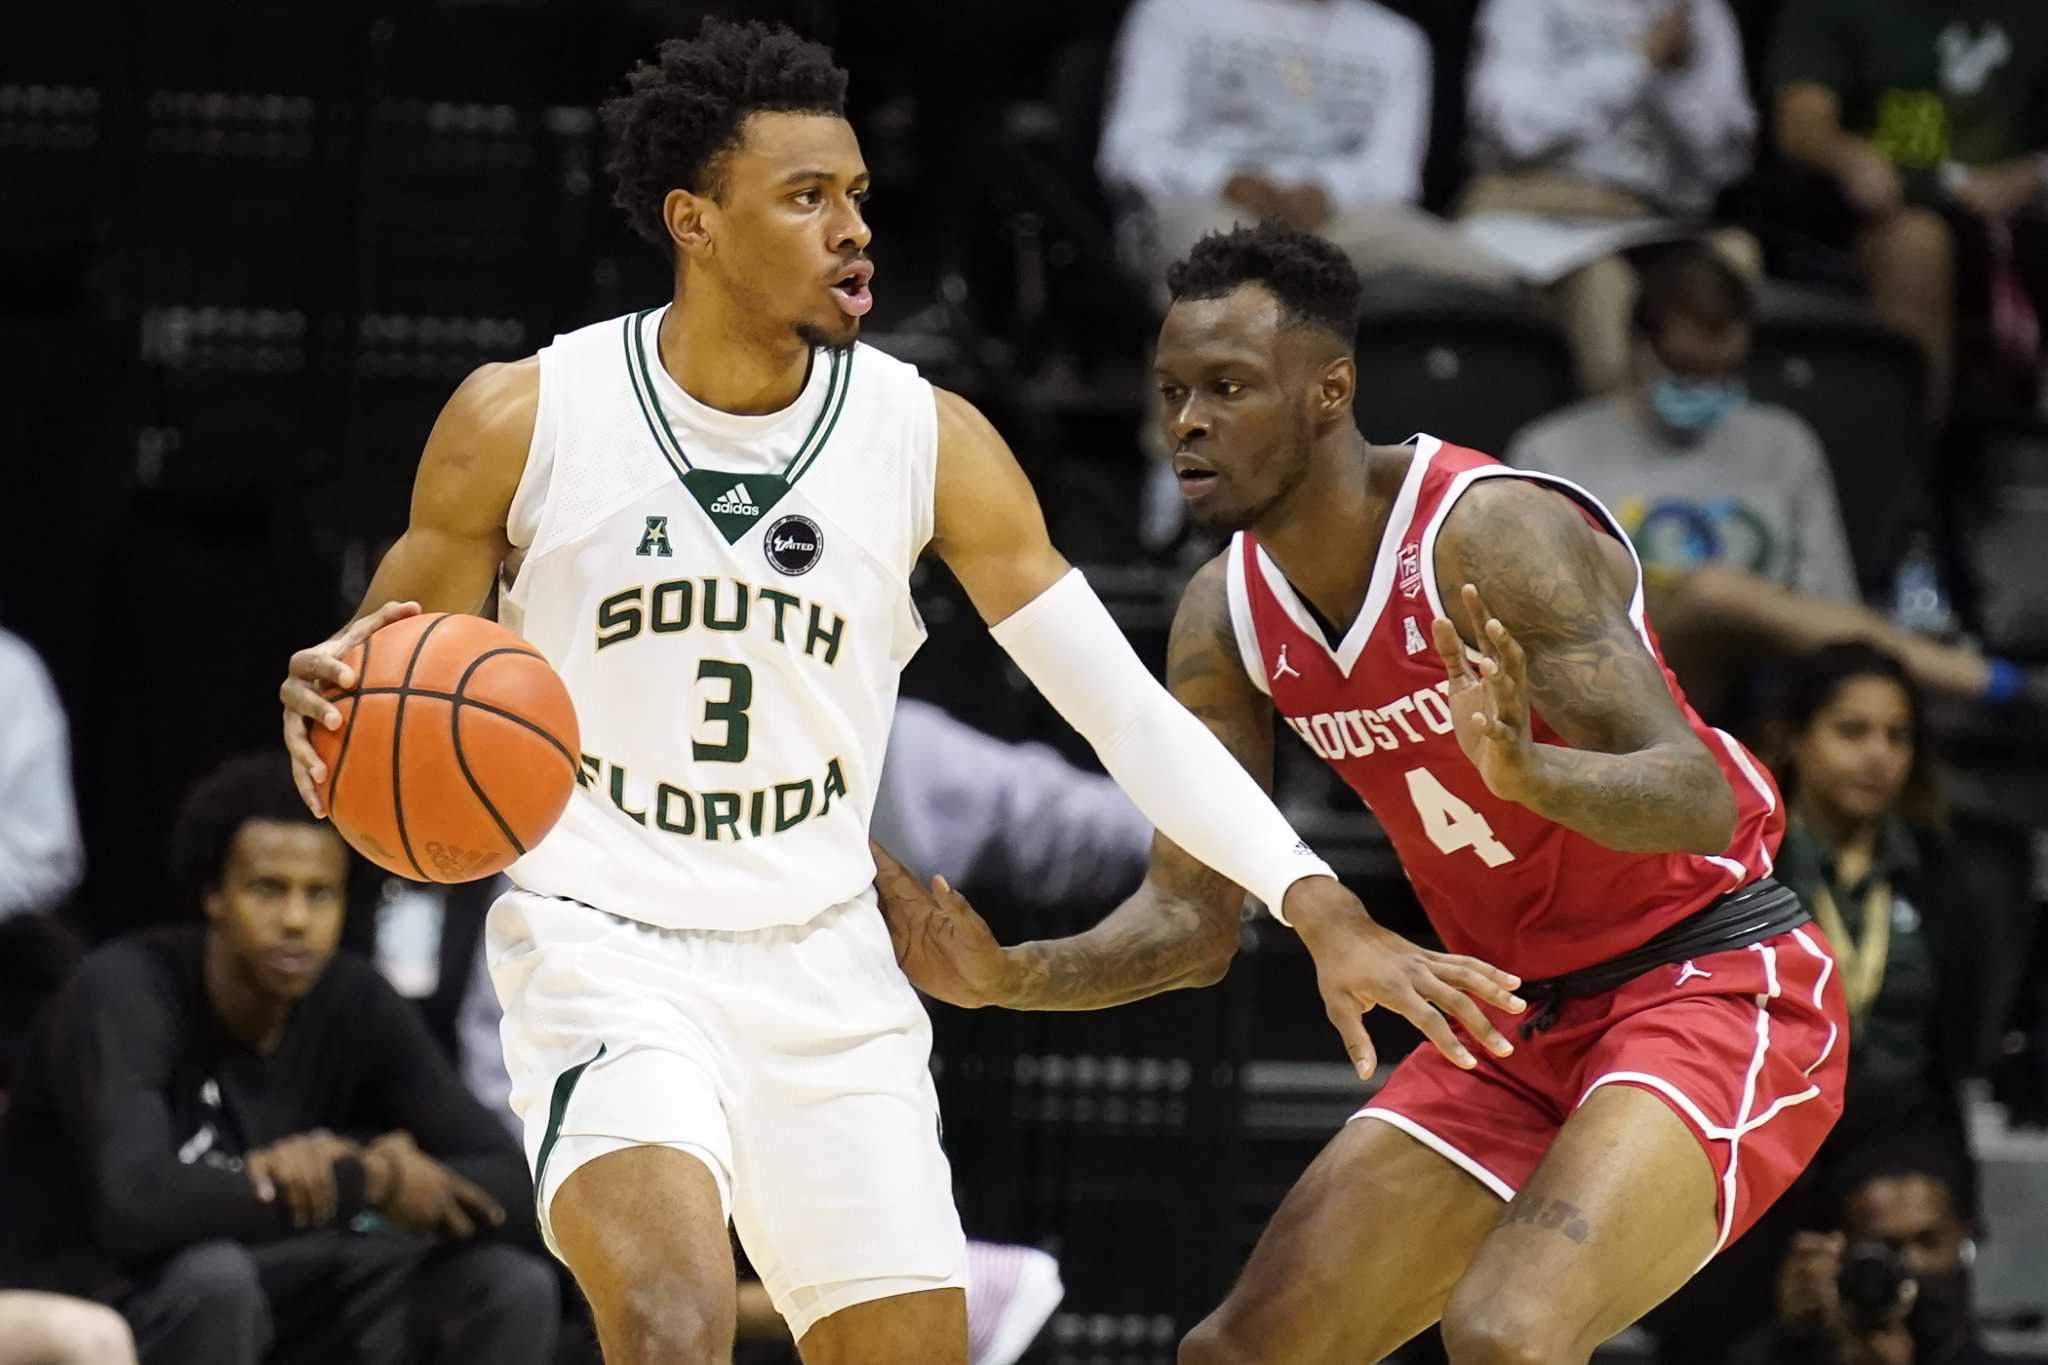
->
[[4, 0, 2046, 1362]]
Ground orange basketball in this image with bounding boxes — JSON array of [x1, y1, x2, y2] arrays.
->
[[309, 612, 581, 883]]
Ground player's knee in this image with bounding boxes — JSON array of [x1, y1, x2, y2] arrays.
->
[[608, 1283, 729, 1365], [1439, 1293, 1568, 1365]]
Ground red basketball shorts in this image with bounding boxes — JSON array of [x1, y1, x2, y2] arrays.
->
[[1358, 926, 1849, 1255]]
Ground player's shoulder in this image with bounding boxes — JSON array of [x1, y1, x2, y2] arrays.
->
[[928, 383, 1003, 455], [1437, 469, 1592, 563], [422, 356, 541, 495], [447, 355, 539, 433]]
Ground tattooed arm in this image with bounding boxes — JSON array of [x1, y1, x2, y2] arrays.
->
[[999, 554, 1268, 1007], [876, 557, 1525, 1075], [1430, 479, 1738, 854], [874, 555, 1260, 1010]]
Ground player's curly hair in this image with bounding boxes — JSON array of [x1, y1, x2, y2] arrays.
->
[[1165, 221, 1361, 340], [168, 751, 332, 905], [600, 17, 850, 249]]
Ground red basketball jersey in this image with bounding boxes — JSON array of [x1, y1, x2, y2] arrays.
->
[[1225, 436, 1784, 979]]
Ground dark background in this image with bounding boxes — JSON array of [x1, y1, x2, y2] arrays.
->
[[5, 3, 2046, 1361]]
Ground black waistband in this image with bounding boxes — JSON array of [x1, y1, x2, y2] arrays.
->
[[1517, 878, 1810, 1036]]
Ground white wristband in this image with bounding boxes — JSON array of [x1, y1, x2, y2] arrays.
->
[[988, 568, 1335, 920]]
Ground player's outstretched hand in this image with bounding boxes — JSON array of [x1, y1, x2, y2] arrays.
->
[[1282, 878, 1524, 1079], [1432, 583, 1536, 802], [872, 843, 1016, 1009], [280, 600, 421, 817]]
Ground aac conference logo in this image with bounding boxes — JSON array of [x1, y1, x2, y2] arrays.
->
[[764, 514, 823, 576]]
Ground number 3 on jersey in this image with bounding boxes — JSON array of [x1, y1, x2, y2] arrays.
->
[[692, 659, 752, 762], [1403, 767, 1514, 867]]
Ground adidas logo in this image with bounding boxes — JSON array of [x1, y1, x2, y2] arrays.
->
[[709, 483, 761, 517]]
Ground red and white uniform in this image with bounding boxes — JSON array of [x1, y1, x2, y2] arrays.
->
[[1226, 436, 1846, 1251]]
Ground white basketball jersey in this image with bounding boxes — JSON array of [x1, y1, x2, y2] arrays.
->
[[499, 305, 936, 931]]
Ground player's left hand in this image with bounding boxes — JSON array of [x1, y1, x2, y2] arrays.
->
[[1433, 583, 1537, 802], [872, 843, 1016, 1009]]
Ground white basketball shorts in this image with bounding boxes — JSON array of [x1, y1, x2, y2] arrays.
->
[[487, 885, 967, 1340]]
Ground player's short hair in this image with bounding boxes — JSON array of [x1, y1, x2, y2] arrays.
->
[[1819, 1137, 1978, 1231], [600, 17, 850, 248], [1631, 241, 1755, 340], [168, 752, 333, 905], [1165, 221, 1362, 342]]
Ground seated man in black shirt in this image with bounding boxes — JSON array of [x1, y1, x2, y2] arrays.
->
[[0, 753, 558, 1365]]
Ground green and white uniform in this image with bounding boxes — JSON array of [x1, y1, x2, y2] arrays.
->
[[487, 305, 963, 1339]]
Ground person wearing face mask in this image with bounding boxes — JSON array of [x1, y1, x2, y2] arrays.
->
[[1509, 242, 1860, 602], [1726, 1140, 1994, 1365]]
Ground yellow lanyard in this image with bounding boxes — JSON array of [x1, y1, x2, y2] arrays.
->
[[1808, 879, 1891, 1025]]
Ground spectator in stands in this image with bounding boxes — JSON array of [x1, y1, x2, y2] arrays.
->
[[1768, 644, 1970, 1162], [1097, 0, 1517, 294], [869, 698, 1153, 906], [1725, 1140, 1992, 1365], [0, 1291, 137, 1365], [0, 625, 83, 920], [0, 753, 557, 1365], [1461, 0, 1761, 394], [1771, 0, 2048, 424], [1642, 560, 2048, 729], [1508, 243, 1858, 599]]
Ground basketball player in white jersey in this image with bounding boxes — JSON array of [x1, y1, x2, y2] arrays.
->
[[277, 20, 1519, 1365]]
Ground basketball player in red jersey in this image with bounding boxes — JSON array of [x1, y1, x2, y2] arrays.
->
[[877, 222, 1849, 1363]]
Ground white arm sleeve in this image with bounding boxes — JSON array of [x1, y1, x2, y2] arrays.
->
[[989, 569, 1334, 923]]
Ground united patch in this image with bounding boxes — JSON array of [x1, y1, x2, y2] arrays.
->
[[764, 514, 823, 576]]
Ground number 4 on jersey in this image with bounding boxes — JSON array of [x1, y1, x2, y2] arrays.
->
[[1403, 767, 1515, 867]]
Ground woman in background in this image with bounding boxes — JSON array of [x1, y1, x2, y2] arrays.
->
[[1653, 641, 1972, 1365], [1771, 641, 1969, 1159]]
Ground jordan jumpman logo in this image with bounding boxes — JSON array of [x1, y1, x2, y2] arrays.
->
[[1674, 960, 1713, 987], [1273, 645, 1301, 680]]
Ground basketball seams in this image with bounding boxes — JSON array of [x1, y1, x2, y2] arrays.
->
[[321, 616, 577, 884], [389, 614, 453, 881], [346, 672, 579, 773], [450, 647, 534, 860]]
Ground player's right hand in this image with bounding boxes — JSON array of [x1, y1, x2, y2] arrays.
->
[[280, 600, 421, 817], [1283, 879, 1524, 1079]]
